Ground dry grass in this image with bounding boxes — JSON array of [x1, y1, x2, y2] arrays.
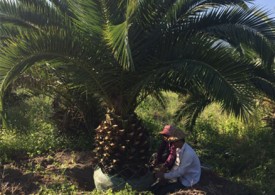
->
[[171, 189, 206, 195], [0, 164, 22, 195]]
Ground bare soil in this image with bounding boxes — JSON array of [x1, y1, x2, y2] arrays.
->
[[0, 151, 256, 195]]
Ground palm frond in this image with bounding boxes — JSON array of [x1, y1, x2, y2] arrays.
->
[[0, 24, 24, 40], [252, 77, 275, 101], [67, 0, 103, 37], [174, 93, 211, 131], [55, 62, 120, 110], [0, 0, 66, 31], [48, 0, 75, 17], [0, 0, 274, 126], [151, 91, 167, 110], [104, 21, 134, 71], [102, 0, 141, 71], [0, 28, 84, 104], [164, 0, 251, 25], [178, 6, 275, 69], [16, 0, 49, 7], [139, 33, 258, 118], [250, 66, 275, 100]]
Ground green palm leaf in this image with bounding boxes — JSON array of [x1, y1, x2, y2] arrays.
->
[[0, 0, 66, 30], [183, 6, 275, 69], [1, 0, 275, 182], [174, 93, 211, 131]]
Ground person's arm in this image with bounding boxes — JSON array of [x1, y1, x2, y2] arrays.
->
[[156, 140, 167, 163], [163, 143, 177, 169], [164, 152, 193, 180]]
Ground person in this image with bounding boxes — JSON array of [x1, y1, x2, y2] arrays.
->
[[151, 125, 177, 172], [152, 128, 201, 195]]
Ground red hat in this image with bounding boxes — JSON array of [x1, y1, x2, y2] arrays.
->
[[159, 125, 175, 136]]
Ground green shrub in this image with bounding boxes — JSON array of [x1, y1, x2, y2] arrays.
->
[[0, 92, 94, 163], [193, 104, 275, 194], [1, 91, 274, 194], [137, 96, 275, 194]]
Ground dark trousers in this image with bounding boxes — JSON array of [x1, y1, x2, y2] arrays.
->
[[150, 179, 185, 195]]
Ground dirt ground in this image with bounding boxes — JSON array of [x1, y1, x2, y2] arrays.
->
[[0, 151, 256, 195]]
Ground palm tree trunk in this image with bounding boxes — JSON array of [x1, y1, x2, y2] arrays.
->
[[93, 112, 151, 178]]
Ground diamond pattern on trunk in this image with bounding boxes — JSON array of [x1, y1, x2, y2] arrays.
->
[[93, 112, 150, 178]]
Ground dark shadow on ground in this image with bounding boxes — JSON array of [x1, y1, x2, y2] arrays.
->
[[1, 167, 41, 194], [1, 151, 259, 195], [65, 164, 95, 190], [171, 168, 258, 195]]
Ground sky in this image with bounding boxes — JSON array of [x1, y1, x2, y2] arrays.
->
[[252, 0, 275, 16]]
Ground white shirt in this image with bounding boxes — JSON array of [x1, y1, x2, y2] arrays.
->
[[164, 143, 201, 187]]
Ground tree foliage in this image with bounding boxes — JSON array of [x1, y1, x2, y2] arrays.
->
[[0, 0, 275, 178]]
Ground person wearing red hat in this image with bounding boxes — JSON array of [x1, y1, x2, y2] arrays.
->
[[151, 125, 177, 172], [152, 128, 201, 195]]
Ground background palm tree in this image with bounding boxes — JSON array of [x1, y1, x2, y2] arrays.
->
[[0, 0, 275, 183]]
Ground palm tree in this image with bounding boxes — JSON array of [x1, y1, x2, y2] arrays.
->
[[1, 0, 275, 187]]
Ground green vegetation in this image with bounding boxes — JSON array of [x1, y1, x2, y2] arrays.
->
[[0, 93, 93, 163], [1, 0, 275, 181], [0, 0, 275, 194], [137, 92, 275, 194], [194, 106, 275, 194], [1, 92, 274, 194]]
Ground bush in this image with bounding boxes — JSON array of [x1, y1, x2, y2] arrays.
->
[[193, 104, 275, 194], [1, 91, 274, 194]]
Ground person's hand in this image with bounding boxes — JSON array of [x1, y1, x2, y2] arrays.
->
[[155, 171, 167, 185], [159, 178, 167, 185], [153, 164, 167, 175], [155, 170, 165, 179], [152, 159, 158, 167], [158, 164, 167, 172]]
